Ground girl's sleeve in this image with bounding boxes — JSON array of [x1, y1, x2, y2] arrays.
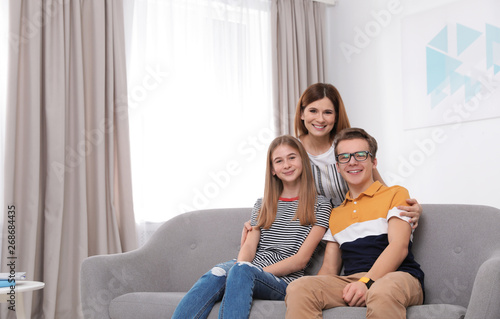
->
[[250, 198, 263, 227], [314, 195, 332, 229]]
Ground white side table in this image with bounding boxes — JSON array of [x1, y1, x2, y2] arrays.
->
[[0, 281, 45, 319]]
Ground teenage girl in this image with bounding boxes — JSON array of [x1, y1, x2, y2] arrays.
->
[[172, 135, 332, 319]]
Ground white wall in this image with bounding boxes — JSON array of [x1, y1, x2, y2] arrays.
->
[[325, 0, 500, 209]]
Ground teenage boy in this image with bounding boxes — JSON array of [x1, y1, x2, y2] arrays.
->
[[285, 128, 424, 319]]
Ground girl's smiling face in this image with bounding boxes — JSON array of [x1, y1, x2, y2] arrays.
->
[[271, 144, 303, 187]]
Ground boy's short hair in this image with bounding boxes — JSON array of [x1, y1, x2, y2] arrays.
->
[[334, 128, 378, 159]]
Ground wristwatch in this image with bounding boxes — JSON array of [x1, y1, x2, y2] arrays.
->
[[359, 276, 374, 289]]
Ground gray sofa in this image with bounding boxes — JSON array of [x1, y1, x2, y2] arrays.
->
[[81, 204, 500, 319]]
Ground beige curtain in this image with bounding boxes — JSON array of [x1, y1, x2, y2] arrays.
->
[[1, 0, 137, 318], [271, 0, 328, 135]]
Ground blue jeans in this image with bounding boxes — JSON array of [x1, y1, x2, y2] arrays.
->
[[172, 259, 289, 319]]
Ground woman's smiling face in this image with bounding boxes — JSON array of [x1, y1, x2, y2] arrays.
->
[[300, 97, 337, 138]]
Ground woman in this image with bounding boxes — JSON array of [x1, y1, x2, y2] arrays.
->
[[294, 83, 351, 207]]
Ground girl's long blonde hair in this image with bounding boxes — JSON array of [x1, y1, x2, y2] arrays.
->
[[257, 135, 318, 229]]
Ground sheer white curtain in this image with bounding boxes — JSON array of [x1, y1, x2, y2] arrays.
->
[[0, 0, 9, 258], [125, 0, 274, 245]]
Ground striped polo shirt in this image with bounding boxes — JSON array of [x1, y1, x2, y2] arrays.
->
[[250, 195, 331, 283], [324, 181, 424, 289]]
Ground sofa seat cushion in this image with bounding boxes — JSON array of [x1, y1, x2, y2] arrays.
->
[[406, 305, 466, 319], [321, 305, 465, 318], [109, 292, 288, 319], [109, 292, 184, 319], [109, 292, 466, 319]]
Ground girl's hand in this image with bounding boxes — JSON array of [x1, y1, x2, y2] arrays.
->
[[398, 198, 423, 229], [240, 220, 252, 246]]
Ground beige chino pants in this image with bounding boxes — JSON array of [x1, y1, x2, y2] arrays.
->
[[285, 272, 423, 319]]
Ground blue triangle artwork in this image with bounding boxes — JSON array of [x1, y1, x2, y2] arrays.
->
[[426, 23, 500, 109]]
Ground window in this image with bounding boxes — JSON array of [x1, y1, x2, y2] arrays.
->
[[125, 0, 274, 243]]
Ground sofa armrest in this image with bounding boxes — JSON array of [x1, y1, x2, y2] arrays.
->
[[465, 252, 500, 319], [80, 246, 169, 319], [80, 208, 251, 319]]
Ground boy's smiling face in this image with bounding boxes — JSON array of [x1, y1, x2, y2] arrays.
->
[[336, 138, 377, 194]]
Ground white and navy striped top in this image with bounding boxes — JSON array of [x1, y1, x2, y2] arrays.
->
[[307, 143, 349, 208], [250, 195, 331, 284]]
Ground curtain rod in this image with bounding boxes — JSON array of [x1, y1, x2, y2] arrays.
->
[[313, 0, 336, 5]]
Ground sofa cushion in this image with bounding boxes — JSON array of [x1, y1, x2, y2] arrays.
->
[[109, 292, 288, 319], [109, 292, 184, 319], [109, 292, 466, 319], [405, 305, 466, 319], [322, 305, 465, 318]]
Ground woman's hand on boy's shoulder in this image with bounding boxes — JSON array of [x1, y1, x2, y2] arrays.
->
[[398, 198, 422, 229]]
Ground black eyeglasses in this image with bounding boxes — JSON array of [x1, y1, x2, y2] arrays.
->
[[336, 151, 372, 164]]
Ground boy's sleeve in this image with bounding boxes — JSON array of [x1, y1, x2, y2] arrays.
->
[[322, 228, 336, 242], [386, 186, 412, 224]]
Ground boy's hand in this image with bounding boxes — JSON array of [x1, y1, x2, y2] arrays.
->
[[240, 220, 252, 246], [343, 281, 367, 307], [398, 198, 422, 229]]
